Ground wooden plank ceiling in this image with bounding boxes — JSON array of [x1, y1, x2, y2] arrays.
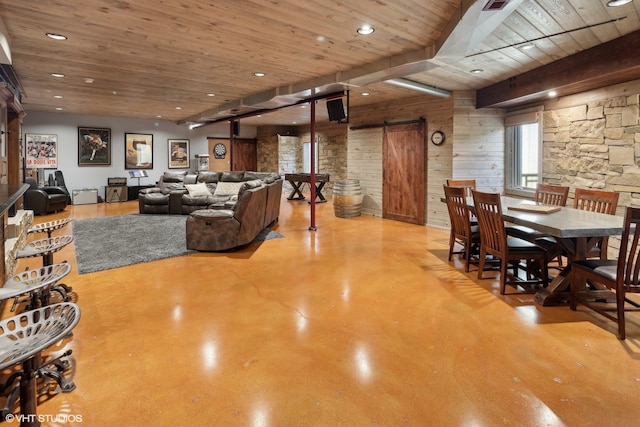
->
[[0, 0, 638, 126]]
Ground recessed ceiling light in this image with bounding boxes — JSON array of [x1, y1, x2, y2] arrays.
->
[[254, 72, 265, 77], [55, 107, 63, 111], [175, 106, 182, 110], [156, 115, 162, 118], [53, 95, 63, 99], [50, 73, 64, 78], [518, 43, 536, 51], [316, 36, 326, 42], [607, 0, 633, 6], [357, 25, 374, 35], [470, 69, 484, 74], [548, 90, 558, 97], [84, 77, 94, 84], [361, 92, 370, 96], [207, 93, 215, 97], [46, 33, 67, 41]]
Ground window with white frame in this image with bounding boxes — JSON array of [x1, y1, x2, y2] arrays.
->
[[505, 110, 542, 196]]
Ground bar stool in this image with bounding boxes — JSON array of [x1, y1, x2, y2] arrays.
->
[[16, 236, 74, 303], [0, 263, 72, 311], [16, 235, 73, 268], [0, 303, 80, 427], [27, 219, 71, 239]]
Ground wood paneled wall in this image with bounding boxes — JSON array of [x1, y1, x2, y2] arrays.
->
[[348, 93, 456, 225], [255, 91, 507, 228], [347, 127, 384, 217]]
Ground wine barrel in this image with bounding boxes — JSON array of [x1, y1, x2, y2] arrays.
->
[[332, 179, 363, 218]]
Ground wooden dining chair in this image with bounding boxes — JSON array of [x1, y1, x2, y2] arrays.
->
[[446, 179, 477, 224], [472, 190, 549, 295], [570, 206, 640, 339], [507, 183, 569, 239], [446, 179, 476, 197], [506, 183, 570, 266], [573, 188, 619, 260], [443, 185, 480, 272]]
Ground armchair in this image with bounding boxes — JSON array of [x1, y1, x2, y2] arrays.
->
[[23, 177, 68, 215]]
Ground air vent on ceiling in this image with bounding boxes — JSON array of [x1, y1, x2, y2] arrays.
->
[[483, 0, 509, 11]]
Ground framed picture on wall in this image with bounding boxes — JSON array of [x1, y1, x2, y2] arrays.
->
[[168, 139, 190, 169], [125, 133, 153, 169], [78, 127, 111, 166], [25, 133, 58, 168]]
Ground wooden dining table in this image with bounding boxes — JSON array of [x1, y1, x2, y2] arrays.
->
[[463, 195, 624, 306]]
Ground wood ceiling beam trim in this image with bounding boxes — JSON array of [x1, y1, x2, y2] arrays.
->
[[476, 29, 640, 109]]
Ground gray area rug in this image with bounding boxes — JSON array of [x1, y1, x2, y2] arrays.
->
[[72, 214, 283, 274]]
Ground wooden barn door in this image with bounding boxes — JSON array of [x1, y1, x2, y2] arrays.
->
[[382, 121, 425, 225], [232, 138, 257, 171]]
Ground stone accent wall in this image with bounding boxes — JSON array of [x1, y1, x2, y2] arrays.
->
[[256, 133, 279, 173], [297, 122, 348, 196], [256, 125, 299, 175], [543, 93, 640, 211], [278, 135, 301, 173], [541, 82, 640, 257], [5, 210, 33, 278]]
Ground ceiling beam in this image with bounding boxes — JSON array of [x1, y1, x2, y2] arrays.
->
[[434, 0, 523, 62], [180, 0, 522, 125], [476, 30, 640, 109]]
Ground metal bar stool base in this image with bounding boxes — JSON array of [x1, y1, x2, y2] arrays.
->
[[0, 303, 80, 426]]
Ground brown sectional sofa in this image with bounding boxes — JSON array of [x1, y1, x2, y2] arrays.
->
[[138, 170, 283, 226], [186, 179, 269, 251], [139, 170, 283, 251]]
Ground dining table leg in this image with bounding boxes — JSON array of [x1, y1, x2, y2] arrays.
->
[[534, 236, 615, 306]]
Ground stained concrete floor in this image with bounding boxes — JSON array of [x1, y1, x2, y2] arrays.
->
[[5, 195, 640, 426]]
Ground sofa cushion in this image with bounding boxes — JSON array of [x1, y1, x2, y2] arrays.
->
[[162, 171, 188, 182], [182, 194, 230, 206], [184, 174, 198, 185], [239, 179, 264, 193], [197, 171, 221, 184], [141, 193, 170, 205], [220, 171, 245, 182], [159, 181, 185, 195], [243, 171, 266, 181], [185, 182, 212, 197], [190, 209, 234, 219], [214, 181, 244, 197]]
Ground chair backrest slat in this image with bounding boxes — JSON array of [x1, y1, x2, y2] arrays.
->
[[472, 190, 506, 257], [443, 185, 472, 239], [446, 179, 476, 198], [619, 207, 640, 287], [573, 188, 619, 214], [535, 183, 569, 206]]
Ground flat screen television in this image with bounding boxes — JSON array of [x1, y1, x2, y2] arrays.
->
[[128, 170, 148, 178]]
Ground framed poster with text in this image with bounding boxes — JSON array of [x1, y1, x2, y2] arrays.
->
[[25, 133, 58, 168]]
